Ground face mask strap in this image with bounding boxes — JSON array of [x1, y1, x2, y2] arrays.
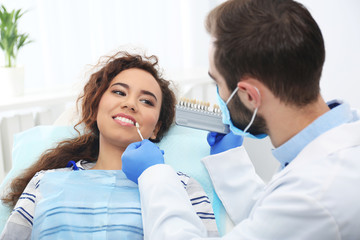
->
[[225, 85, 260, 135], [243, 107, 258, 134], [243, 87, 260, 134], [226, 86, 260, 105], [225, 87, 239, 105]]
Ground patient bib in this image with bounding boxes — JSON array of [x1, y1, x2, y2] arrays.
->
[[31, 170, 142, 239]]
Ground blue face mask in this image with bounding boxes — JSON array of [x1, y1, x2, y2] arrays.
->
[[216, 86, 267, 139]]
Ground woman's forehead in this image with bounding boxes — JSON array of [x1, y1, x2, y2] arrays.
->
[[111, 68, 162, 95]]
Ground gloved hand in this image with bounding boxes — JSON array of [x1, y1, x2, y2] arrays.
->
[[207, 131, 244, 155], [122, 139, 165, 184]]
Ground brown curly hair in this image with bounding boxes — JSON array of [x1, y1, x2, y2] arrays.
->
[[2, 51, 176, 208]]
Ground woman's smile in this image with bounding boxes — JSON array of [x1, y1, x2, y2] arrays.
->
[[112, 113, 137, 127]]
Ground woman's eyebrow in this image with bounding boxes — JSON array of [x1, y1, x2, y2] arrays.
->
[[141, 90, 158, 102], [110, 82, 158, 102]]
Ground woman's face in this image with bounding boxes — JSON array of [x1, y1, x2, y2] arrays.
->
[[97, 68, 162, 149]]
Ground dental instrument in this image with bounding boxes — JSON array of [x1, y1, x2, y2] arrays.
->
[[135, 122, 144, 140]]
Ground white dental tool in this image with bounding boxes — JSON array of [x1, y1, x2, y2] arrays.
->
[[135, 122, 144, 140]]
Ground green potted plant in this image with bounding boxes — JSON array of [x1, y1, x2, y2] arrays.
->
[[0, 5, 31, 98]]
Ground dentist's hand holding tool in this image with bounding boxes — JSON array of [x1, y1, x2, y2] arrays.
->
[[122, 139, 165, 184], [207, 131, 244, 155]]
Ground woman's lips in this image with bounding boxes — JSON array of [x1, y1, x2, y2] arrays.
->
[[112, 113, 137, 127]]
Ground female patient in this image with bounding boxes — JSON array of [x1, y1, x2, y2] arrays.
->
[[1, 51, 217, 239]]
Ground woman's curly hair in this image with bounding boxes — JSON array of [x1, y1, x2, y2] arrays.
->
[[2, 51, 176, 208]]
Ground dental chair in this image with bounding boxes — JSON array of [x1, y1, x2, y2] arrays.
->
[[0, 123, 230, 236]]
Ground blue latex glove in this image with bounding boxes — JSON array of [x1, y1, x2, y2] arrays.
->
[[122, 139, 165, 184], [207, 131, 244, 155]]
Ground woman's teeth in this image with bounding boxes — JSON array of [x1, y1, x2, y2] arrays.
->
[[114, 116, 135, 125]]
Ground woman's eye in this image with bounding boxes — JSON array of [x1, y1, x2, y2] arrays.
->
[[140, 99, 154, 106], [112, 90, 126, 96]]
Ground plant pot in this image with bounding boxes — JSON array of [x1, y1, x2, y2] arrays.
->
[[0, 66, 25, 99]]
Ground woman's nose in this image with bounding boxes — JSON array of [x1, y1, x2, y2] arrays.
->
[[121, 98, 137, 111]]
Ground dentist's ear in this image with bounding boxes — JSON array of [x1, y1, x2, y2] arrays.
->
[[236, 81, 261, 109]]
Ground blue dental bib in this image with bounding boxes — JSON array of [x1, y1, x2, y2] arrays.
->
[[32, 170, 142, 240]]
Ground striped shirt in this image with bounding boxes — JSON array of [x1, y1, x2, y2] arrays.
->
[[0, 160, 218, 239]]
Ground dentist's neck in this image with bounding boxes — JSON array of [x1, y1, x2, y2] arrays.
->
[[262, 95, 330, 148]]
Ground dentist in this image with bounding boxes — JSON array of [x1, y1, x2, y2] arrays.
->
[[122, 0, 360, 239]]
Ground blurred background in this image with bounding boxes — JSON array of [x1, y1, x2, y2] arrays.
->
[[0, 0, 359, 182]]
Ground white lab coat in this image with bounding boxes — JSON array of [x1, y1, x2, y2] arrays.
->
[[139, 118, 360, 239]]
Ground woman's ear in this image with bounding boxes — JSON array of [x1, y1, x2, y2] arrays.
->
[[237, 81, 261, 109], [150, 121, 162, 140]]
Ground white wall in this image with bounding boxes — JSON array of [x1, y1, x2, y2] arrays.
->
[[0, 0, 219, 95], [299, 0, 360, 109], [1, 0, 358, 106]]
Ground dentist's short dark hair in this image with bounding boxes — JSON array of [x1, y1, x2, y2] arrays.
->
[[206, 0, 325, 106]]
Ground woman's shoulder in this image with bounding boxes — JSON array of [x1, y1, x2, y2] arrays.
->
[[31, 166, 72, 183], [175, 171, 191, 188], [26, 167, 74, 193], [175, 171, 208, 198], [32, 160, 93, 180], [176, 171, 218, 235], [30, 160, 94, 183], [176, 171, 211, 205]]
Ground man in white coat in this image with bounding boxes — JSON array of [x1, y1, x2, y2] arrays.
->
[[122, 0, 360, 239]]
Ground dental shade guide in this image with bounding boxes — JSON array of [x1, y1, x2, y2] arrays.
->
[[175, 98, 230, 134]]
